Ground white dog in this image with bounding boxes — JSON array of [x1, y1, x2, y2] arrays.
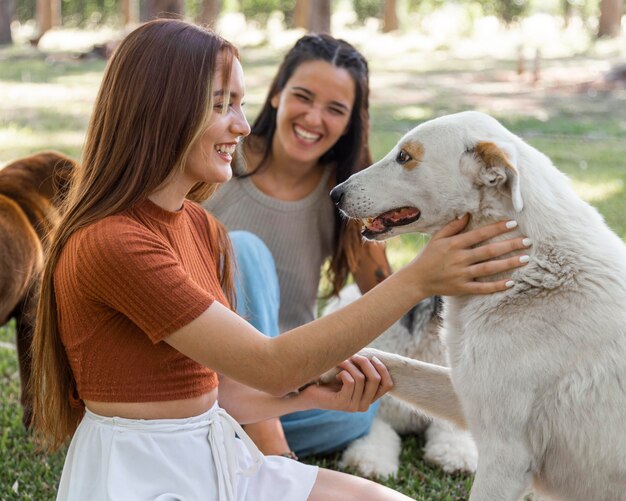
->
[[323, 286, 477, 478], [327, 111, 626, 501]]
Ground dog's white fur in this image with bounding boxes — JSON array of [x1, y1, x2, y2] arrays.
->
[[329, 112, 626, 500], [323, 285, 477, 478]]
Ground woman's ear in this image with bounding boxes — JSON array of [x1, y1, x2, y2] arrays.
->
[[270, 92, 280, 109]]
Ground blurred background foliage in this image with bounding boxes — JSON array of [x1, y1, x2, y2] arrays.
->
[[10, 0, 625, 30]]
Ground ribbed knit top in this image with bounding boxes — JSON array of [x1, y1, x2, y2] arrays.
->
[[204, 168, 335, 332], [55, 199, 226, 402]]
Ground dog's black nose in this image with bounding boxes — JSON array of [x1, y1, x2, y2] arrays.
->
[[330, 186, 344, 206]]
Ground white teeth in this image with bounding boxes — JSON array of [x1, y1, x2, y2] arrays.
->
[[215, 144, 236, 155], [294, 125, 321, 142]]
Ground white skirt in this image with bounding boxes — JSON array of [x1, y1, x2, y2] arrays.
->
[[57, 403, 318, 501]]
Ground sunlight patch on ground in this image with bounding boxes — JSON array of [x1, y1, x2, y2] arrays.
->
[[393, 106, 433, 121], [0, 81, 97, 105], [572, 179, 624, 203], [0, 126, 83, 165]]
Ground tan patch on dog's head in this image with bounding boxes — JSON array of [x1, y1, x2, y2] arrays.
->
[[398, 141, 425, 171], [474, 141, 516, 174]]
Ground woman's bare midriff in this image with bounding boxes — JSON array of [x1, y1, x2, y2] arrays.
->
[[84, 387, 218, 419]]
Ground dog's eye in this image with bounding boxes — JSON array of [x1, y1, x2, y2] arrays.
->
[[396, 150, 411, 164]]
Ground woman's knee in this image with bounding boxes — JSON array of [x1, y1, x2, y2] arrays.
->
[[229, 231, 275, 270], [229, 231, 280, 337]]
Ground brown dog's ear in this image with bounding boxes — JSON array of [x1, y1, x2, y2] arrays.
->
[[474, 141, 523, 212]]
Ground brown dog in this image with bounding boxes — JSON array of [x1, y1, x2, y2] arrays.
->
[[0, 151, 75, 427]]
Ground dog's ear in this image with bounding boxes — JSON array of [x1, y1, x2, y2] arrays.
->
[[474, 141, 523, 212]]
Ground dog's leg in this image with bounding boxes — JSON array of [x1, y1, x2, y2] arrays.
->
[[357, 348, 467, 430], [469, 442, 534, 501], [339, 417, 402, 479], [15, 304, 34, 428], [423, 418, 478, 473]]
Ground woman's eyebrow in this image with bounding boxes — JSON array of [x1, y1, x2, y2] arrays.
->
[[291, 86, 350, 111], [213, 89, 242, 99]]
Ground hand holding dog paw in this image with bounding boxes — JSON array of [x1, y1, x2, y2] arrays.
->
[[409, 214, 531, 296], [300, 355, 393, 413]]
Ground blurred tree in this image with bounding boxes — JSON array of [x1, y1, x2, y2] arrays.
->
[[477, 0, 529, 24], [36, 0, 61, 38], [122, 0, 138, 24], [598, 0, 623, 37], [240, 0, 295, 24], [140, 0, 184, 21], [198, 0, 220, 27], [293, 0, 308, 28], [307, 0, 330, 32], [353, 0, 380, 23], [383, 0, 398, 31], [0, 0, 14, 44]]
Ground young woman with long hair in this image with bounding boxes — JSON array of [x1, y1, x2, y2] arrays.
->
[[31, 20, 529, 500]]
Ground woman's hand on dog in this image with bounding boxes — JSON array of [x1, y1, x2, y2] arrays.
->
[[299, 355, 393, 413], [408, 214, 531, 296]]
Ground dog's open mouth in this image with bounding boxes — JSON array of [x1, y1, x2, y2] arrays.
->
[[362, 207, 421, 238]]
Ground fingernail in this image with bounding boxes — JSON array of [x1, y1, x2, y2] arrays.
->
[[505, 280, 515, 288], [506, 220, 518, 229], [372, 356, 382, 364], [456, 214, 465, 220], [519, 255, 530, 263], [522, 238, 532, 247]]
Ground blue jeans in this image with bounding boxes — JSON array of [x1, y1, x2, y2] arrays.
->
[[230, 231, 379, 457]]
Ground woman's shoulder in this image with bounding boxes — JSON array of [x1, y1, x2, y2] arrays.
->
[[79, 209, 156, 241]]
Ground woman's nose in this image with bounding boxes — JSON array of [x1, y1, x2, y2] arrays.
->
[[304, 105, 323, 126], [232, 111, 251, 137]]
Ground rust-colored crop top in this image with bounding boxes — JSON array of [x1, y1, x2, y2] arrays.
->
[[55, 199, 228, 403]]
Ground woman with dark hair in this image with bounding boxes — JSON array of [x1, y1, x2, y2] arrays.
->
[[205, 34, 391, 460], [203, 34, 528, 461], [31, 20, 529, 500]]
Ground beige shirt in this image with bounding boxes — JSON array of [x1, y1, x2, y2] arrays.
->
[[204, 169, 335, 332]]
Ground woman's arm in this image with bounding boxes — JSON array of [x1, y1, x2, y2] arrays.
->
[[353, 240, 393, 294], [166, 216, 529, 396], [218, 354, 393, 424]]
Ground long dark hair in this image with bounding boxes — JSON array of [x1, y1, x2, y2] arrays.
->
[[30, 19, 238, 452], [241, 33, 372, 295]]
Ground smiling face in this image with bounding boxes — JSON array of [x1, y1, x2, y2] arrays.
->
[[184, 57, 251, 186], [269, 59, 355, 168]]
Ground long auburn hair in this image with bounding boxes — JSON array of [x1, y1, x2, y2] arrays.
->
[[239, 34, 373, 296], [30, 19, 238, 452]]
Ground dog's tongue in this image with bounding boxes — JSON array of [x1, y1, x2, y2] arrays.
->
[[381, 207, 419, 223], [364, 207, 420, 234]]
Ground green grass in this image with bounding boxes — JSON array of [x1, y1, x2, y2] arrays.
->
[[1, 25, 625, 500]]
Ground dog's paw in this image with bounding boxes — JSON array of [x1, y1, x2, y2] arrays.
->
[[339, 418, 401, 479], [423, 420, 478, 473]]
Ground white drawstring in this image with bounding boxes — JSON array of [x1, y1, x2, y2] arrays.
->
[[207, 408, 264, 501]]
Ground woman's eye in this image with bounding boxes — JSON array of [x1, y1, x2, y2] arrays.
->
[[396, 150, 411, 164], [329, 107, 346, 116], [295, 93, 310, 102]]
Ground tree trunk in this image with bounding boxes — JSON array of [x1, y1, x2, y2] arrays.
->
[[36, 0, 61, 37], [294, 0, 309, 28], [121, 0, 139, 25], [140, 0, 184, 22], [0, 0, 14, 45], [307, 0, 330, 33], [383, 0, 399, 32], [598, 0, 623, 38], [198, 0, 221, 28]]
